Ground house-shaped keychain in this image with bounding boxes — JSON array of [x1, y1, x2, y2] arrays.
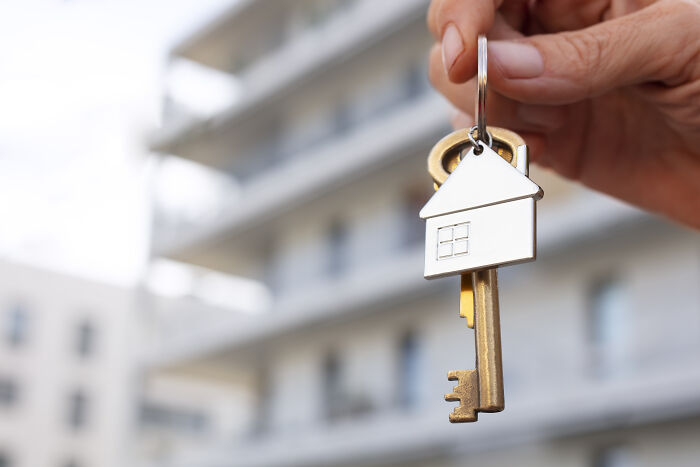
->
[[420, 145, 543, 279]]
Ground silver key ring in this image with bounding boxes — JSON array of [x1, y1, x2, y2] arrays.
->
[[467, 125, 492, 153], [475, 35, 488, 144]]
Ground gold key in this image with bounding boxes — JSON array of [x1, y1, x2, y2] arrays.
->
[[428, 127, 528, 422]]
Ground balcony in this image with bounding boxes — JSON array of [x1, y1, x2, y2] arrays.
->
[[153, 91, 450, 259], [152, 345, 700, 467], [151, 0, 430, 159], [142, 244, 436, 371]]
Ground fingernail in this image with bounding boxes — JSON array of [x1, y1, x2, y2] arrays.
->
[[490, 41, 544, 79], [441, 24, 464, 74]]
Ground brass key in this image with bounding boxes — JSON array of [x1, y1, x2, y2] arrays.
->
[[428, 127, 527, 422]]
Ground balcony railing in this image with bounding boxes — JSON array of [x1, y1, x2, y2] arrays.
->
[[152, 91, 449, 257], [230, 67, 431, 182], [154, 345, 700, 467]]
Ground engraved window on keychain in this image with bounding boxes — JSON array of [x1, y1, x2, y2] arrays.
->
[[437, 222, 470, 259]]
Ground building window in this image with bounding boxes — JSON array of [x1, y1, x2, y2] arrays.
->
[[326, 220, 348, 277], [75, 320, 96, 358], [332, 99, 354, 137], [4, 305, 29, 347], [592, 445, 635, 467], [397, 331, 421, 409], [0, 379, 18, 407], [251, 370, 270, 437], [67, 390, 88, 430], [322, 352, 342, 421], [588, 277, 629, 378], [262, 236, 279, 294], [140, 402, 208, 434], [321, 351, 372, 422]]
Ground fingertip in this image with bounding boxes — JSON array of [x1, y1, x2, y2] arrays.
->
[[439, 23, 477, 83]]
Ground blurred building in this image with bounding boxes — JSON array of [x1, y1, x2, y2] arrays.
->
[[143, 1, 700, 466], [0, 260, 136, 467]]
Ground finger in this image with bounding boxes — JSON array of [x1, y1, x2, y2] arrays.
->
[[531, 0, 611, 32], [427, 0, 504, 82], [429, 44, 568, 133], [488, 1, 700, 105], [498, 0, 530, 32]]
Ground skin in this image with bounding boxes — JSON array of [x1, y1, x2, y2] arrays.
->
[[427, 0, 700, 229]]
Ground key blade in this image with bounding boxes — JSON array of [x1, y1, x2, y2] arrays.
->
[[459, 274, 475, 328]]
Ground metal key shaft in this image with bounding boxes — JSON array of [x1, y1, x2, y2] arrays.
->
[[445, 270, 504, 422]]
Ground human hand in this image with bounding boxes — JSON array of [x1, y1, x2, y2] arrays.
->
[[427, 0, 700, 229]]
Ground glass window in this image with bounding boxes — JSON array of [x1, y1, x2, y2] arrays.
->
[[75, 320, 96, 358], [4, 305, 29, 347], [398, 331, 421, 409], [588, 277, 629, 378], [0, 379, 18, 406], [251, 369, 270, 436], [67, 390, 88, 430], [262, 236, 279, 295], [322, 352, 342, 421], [326, 221, 348, 277], [592, 445, 635, 467], [140, 402, 208, 433]]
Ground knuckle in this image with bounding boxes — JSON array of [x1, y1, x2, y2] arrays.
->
[[648, 0, 700, 81], [557, 30, 607, 95]]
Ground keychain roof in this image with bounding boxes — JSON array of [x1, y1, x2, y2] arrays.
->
[[419, 145, 543, 220]]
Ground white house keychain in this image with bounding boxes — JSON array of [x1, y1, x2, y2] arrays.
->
[[419, 35, 544, 423]]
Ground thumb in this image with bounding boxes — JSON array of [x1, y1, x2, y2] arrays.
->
[[488, 1, 700, 105]]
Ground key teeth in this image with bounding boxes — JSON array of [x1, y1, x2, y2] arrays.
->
[[449, 410, 478, 423], [444, 369, 480, 423]]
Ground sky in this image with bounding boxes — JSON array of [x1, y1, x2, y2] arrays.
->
[[0, 0, 234, 287]]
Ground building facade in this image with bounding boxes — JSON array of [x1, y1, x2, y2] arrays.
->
[[144, 1, 700, 466], [0, 260, 137, 467]]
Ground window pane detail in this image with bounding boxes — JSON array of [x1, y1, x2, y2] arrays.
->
[[588, 277, 629, 378], [75, 320, 96, 358], [437, 223, 470, 260], [592, 445, 635, 467], [0, 378, 18, 407], [4, 305, 29, 348], [398, 332, 421, 409], [67, 390, 88, 430]]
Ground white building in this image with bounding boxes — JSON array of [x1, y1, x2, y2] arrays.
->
[[0, 260, 137, 467], [144, 1, 700, 466]]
